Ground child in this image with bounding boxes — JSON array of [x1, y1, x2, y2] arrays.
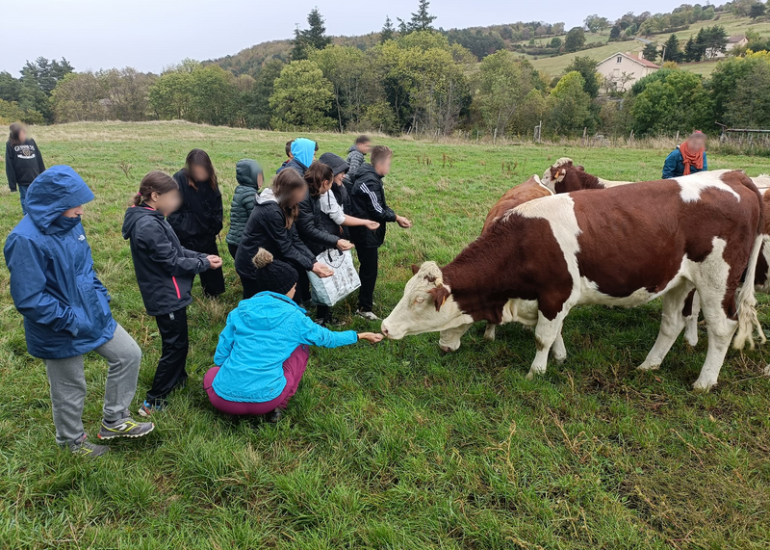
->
[[278, 138, 316, 176], [226, 159, 263, 260], [342, 135, 371, 191], [4, 165, 153, 457], [204, 254, 382, 422], [6, 122, 46, 215], [348, 146, 412, 321], [276, 140, 293, 174], [122, 171, 223, 417]]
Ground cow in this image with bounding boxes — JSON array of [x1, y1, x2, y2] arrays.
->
[[382, 170, 765, 391], [541, 157, 633, 193]]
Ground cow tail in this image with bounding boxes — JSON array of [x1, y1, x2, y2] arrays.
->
[[734, 233, 766, 350]]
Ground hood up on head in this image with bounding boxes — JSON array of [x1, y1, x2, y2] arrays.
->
[[291, 138, 316, 169], [25, 166, 95, 235], [319, 153, 349, 176], [236, 159, 263, 189]]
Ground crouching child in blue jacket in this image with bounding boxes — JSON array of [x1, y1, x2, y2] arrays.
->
[[204, 251, 382, 422], [122, 171, 223, 417], [3, 166, 154, 458]]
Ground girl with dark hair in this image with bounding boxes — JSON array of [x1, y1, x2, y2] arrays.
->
[[168, 149, 225, 298], [235, 169, 333, 300], [122, 171, 222, 417], [5, 122, 46, 215]]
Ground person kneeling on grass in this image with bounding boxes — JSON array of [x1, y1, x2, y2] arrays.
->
[[204, 250, 382, 422], [3, 166, 154, 458]]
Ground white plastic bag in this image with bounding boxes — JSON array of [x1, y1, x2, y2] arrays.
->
[[307, 249, 361, 306]]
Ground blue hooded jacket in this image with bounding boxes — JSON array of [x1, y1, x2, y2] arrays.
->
[[3, 166, 116, 359], [278, 138, 316, 176], [212, 291, 357, 402]]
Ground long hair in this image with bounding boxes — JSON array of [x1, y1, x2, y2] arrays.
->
[[272, 169, 307, 228], [304, 161, 333, 198], [183, 149, 218, 192], [133, 171, 179, 206], [8, 123, 24, 146]]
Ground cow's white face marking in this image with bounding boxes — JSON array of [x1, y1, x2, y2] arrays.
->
[[674, 170, 740, 203], [381, 262, 473, 340]]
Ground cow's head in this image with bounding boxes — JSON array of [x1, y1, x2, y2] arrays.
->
[[541, 158, 586, 193], [381, 262, 474, 343]]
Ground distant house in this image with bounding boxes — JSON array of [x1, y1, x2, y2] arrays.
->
[[596, 51, 659, 92], [710, 35, 748, 58]]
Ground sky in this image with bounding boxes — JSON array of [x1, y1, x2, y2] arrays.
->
[[0, 0, 685, 74]]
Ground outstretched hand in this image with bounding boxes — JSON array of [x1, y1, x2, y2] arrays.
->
[[207, 255, 223, 269], [358, 332, 384, 344], [396, 216, 412, 229]]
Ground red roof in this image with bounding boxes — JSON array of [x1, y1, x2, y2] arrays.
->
[[635, 57, 660, 68]]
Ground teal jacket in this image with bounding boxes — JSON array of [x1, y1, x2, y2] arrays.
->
[[662, 147, 708, 179], [212, 292, 357, 402], [226, 159, 263, 246]]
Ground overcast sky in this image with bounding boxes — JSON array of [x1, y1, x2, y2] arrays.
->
[[0, 0, 684, 74]]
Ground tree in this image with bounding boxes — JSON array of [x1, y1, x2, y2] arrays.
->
[[550, 37, 563, 49], [291, 8, 331, 60], [149, 70, 194, 119], [723, 52, 770, 128], [564, 27, 586, 52], [552, 22, 565, 36], [684, 36, 703, 62], [381, 16, 395, 43], [244, 59, 284, 129], [565, 56, 600, 98], [584, 14, 610, 33], [407, 0, 437, 33], [697, 25, 728, 60], [548, 72, 592, 135], [609, 26, 622, 41], [51, 72, 108, 122], [750, 3, 766, 19], [643, 43, 659, 62], [662, 34, 683, 63], [631, 69, 713, 135], [269, 60, 335, 130], [311, 46, 372, 131], [475, 50, 536, 135]]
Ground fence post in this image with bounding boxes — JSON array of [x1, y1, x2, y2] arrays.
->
[[582, 127, 587, 147], [675, 130, 679, 143], [494, 128, 498, 145]]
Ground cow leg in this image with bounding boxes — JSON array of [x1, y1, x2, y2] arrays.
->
[[551, 331, 567, 364], [638, 284, 691, 372], [484, 323, 496, 341], [527, 312, 568, 380], [692, 293, 738, 392], [684, 290, 700, 347]]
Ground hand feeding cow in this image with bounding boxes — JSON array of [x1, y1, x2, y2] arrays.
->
[[382, 170, 765, 391]]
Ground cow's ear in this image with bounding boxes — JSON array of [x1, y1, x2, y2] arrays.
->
[[429, 286, 451, 312], [576, 165, 585, 172], [556, 168, 567, 182], [411, 264, 422, 275]]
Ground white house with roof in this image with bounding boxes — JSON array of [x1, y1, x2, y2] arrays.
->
[[596, 51, 660, 92], [710, 35, 748, 58]]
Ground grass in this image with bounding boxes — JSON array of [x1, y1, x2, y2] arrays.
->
[[2, 121, 770, 549], [528, 14, 770, 78]]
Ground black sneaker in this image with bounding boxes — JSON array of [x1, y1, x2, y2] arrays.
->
[[69, 436, 109, 458]]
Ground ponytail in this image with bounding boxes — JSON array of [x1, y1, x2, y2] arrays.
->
[[133, 171, 179, 206]]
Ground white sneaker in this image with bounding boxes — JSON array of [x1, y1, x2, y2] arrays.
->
[[356, 309, 380, 321]]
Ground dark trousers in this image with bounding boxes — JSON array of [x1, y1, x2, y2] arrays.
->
[[356, 246, 379, 312], [297, 269, 311, 306], [146, 307, 189, 406], [186, 238, 225, 298], [227, 243, 238, 260]]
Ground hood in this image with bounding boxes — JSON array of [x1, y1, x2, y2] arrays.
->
[[353, 163, 380, 184], [239, 291, 303, 329], [256, 187, 278, 205], [319, 153, 349, 176], [236, 159, 263, 188], [290, 138, 316, 169], [122, 204, 164, 240], [26, 166, 95, 235], [348, 144, 358, 153]]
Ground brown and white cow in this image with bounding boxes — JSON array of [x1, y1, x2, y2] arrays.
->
[[382, 170, 765, 391], [541, 157, 634, 193]]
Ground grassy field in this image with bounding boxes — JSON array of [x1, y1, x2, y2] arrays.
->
[[2, 121, 770, 549], [528, 14, 770, 78]]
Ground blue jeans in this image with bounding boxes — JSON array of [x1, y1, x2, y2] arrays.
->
[[18, 184, 29, 215]]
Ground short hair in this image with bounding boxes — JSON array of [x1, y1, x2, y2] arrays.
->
[[285, 140, 293, 157], [314, 141, 319, 152], [355, 135, 371, 145], [370, 146, 393, 167]]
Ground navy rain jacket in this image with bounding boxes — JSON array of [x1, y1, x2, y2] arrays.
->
[[3, 166, 116, 359]]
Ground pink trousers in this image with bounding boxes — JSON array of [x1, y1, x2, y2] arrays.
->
[[204, 345, 309, 415]]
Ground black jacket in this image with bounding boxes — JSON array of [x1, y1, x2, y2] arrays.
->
[[6, 139, 45, 191], [122, 204, 210, 316], [168, 170, 223, 250], [348, 164, 397, 248], [280, 158, 308, 176], [235, 188, 316, 281], [297, 191, 340, 256]]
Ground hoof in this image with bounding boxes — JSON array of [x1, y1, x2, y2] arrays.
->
[[483, 326, 496, 341], [637, 362, 660, 372], [685, 334, 699, 347], [525, 371, 534, 381], [552, 353, 567, 365], [692, 378, 717, 392], [439, 346, 453, 354], [763, 365, 770, 377]]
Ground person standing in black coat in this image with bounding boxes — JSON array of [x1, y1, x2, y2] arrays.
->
[[235, 169, 333, 301], [122, 171, 222, 416], [168, 149, 225, 298], [5, 123, 46, 215], [348, 146, 412, 321]]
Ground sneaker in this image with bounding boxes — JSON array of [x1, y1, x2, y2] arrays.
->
[[137, 400, 163, 418], [266, 408, 283, 423], [97, 416, 155, 440], [356, 309, 380, 322], [69, 436, 109, 458], [315, 314, 345, 328]]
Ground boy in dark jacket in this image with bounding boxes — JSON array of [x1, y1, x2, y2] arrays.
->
[[276, 140, 294, 174], [4, 166, 154, 457], [226, 159, 263, 259], [5, 123, 46, 214], [342, 135, 370, 191], [123, 171, 222, 417], [277, 138, 316, 176], [348, 146, 412, 321]]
